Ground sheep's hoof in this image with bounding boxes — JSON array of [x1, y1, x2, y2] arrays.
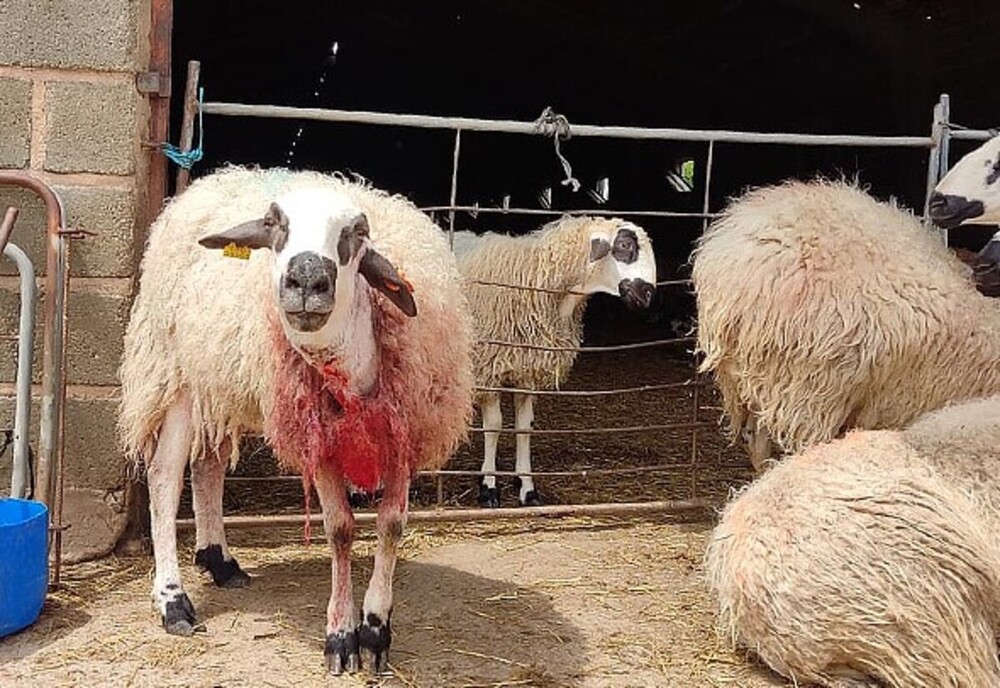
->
[[478, 484, 500, 508], [195, 545, 251, 588], [359, 612, 392, 675], [325, 629, 360, 675], [519, 490, 542, 507], [162, 593, 198, 636]]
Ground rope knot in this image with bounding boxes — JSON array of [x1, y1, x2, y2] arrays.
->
[[534, 106, 581, 193]]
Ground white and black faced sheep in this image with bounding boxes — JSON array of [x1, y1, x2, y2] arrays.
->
[[118, 166, 474, 675], [451, 216, 657, 507], [930, 135, 1000, 296], [691, 179, 1000, 473], [705, 395, 1000, 688]]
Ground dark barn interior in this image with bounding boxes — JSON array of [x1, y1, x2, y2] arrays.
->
[[166, 0, 1000, 510], [171, 0, 1000, 344]]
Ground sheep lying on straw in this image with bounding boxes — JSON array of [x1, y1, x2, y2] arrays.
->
[[705, 395, 1000, 688], [451, 216, 657, 506], [119, 166, 473, 674], [691, 179, 1000, 472]]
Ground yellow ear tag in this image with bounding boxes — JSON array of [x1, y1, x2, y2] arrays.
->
[[222, 242, 252, 260]]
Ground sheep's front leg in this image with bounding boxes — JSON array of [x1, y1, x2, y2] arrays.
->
[[191, 443, 250, 588], [314, 470, 359, 675], [147, 393, 197, 635], [478, 392, 502, 508], [359, 469, 409, 674], [743, 415, 775, 474], [514, 392, 540, 506]]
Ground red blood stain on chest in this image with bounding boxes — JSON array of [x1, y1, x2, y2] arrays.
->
[[266, 320, 412, 504]]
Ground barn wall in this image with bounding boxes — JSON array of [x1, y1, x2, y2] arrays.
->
[[0, 0, 151, 561]]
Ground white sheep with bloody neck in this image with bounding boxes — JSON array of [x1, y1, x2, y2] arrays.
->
[[118, 166, 473, 675]]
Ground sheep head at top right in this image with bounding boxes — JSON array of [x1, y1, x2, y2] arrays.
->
[[929, 135, 1000, 229]]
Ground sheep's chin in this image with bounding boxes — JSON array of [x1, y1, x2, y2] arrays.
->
[[284, 311, 332, 333]]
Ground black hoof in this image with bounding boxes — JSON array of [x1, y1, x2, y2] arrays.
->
[[325, 629, 360, 675], [359, 612, 392, 675], [519, 490, 542, 507], [478, 483, 500, 508], [195, 545, 251, 588], [163, 593, 198, 636]]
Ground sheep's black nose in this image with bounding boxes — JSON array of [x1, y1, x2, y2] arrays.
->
[[284, 252, 336, 297], [927, 192, 985, 229], [619, 278, 655, 311]]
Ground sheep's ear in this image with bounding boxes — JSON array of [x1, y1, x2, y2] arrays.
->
[[590, 236, 611, 262], [337, 214, 370, 265], [359, 249, 417, 317], [199, 203, 289, 252]]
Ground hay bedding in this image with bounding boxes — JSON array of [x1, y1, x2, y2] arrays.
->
[[0, 519, 783, 688]]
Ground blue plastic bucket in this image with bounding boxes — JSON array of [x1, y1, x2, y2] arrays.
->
[[0, 498, 48, 637]]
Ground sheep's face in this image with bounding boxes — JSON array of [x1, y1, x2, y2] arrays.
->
[[929, 136, 1000, 229], [585, 221, 657, 311], [198, 189, 416, 346]]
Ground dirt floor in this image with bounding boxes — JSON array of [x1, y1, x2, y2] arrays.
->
[[0, 517, 784, 688], [2, 342, 776, 686]]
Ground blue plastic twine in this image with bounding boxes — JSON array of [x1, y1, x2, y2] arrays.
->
[[160, 87, 204, 170]]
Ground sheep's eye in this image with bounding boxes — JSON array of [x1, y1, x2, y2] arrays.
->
[[614, 236, 635, 251], [611, 230, 639, 264], [988, 157, 1000, 185]]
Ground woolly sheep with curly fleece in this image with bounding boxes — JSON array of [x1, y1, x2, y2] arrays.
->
[[118, 166, 474, 675], [929, 135, 1000, 296], [451, 216, 656, 507], [705, 395, 1000, 688], [691, 179, 1000, 473]]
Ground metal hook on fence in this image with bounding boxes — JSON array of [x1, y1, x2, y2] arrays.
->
[[534, 106, 581, 193]]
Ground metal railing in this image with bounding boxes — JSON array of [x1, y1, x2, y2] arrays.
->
[[169, 60, 996, 528], [0, 172, 78, 587]]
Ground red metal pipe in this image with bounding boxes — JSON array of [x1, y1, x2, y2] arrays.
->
[[0, 207, 19, 255], [0, 171, 70, 589]]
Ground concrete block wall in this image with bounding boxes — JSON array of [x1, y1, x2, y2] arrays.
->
[[0, 0, 151, 561]]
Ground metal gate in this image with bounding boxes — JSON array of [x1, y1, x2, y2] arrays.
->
[[167, 62, 995, 531]]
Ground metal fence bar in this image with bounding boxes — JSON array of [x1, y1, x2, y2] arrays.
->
[[423, 204, 718, 219], [479, 337, 694, 352], [701, 140, 715, 233], [470, 277, 691, 297], [447, 129, 461, 247], [475, 380, 702, 396], [948, 128, 997, 141], [216, 462, 750, 482], [201, 101, 935, 147], [924, 96, 946, 223], [5, 240, 36, 499], [467, 421, 714, 435], [176, 498, 713, 531]]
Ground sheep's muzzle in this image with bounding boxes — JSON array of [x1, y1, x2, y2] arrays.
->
[[973, 239, 1000, 297], [280, 251, 337, 332], [619, 278, 655, 311], [928, 191, 985, 229]]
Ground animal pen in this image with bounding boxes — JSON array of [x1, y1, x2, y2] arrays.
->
[[157, 65, 995, 534]]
